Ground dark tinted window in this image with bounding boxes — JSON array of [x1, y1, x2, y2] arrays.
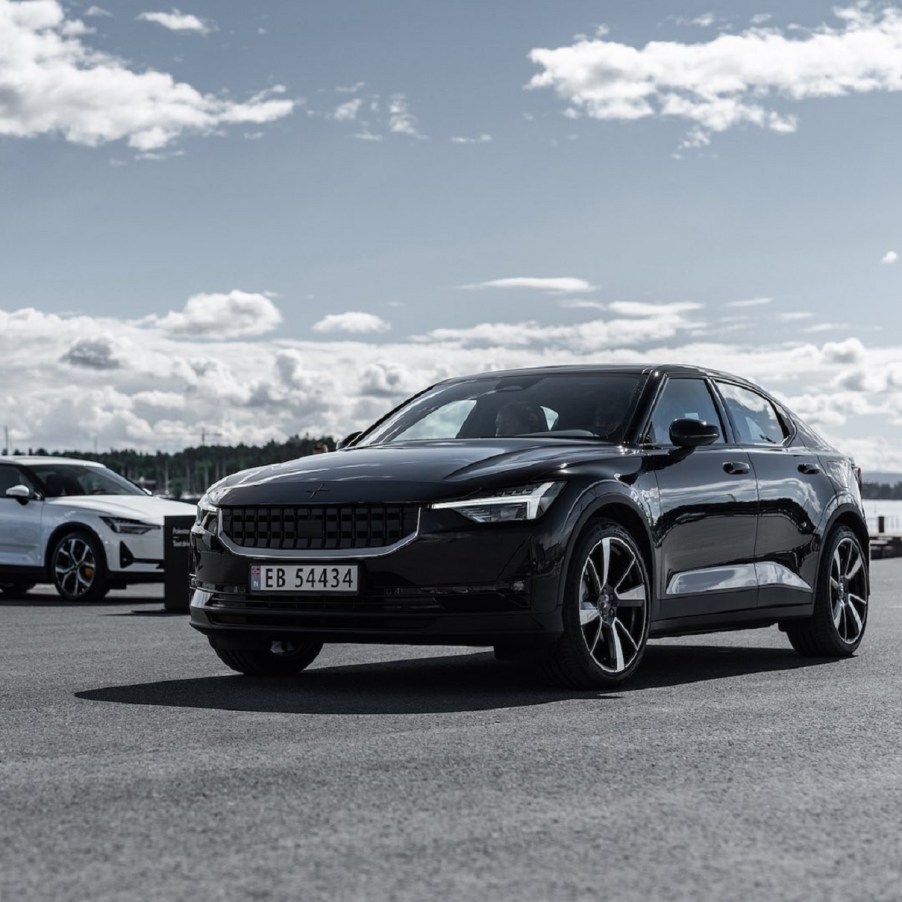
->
[[0, 465, 29, 496], [717, 382, 788, 445], [360, 374, 643, 445], [646, 378, 724, 444], [26, 464, 145, 497]]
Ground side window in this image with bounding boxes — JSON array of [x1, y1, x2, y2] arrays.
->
[[645, 378, 724, 444], [0, 466, 32, 496], [716, 382, 788, 446]]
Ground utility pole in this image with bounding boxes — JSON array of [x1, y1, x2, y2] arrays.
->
[[3, 425, 8, 456], [199, 428, 223, 445]]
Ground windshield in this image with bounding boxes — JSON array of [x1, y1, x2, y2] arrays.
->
[[27, 464, 146, 498], [359, 373, 644, 445]]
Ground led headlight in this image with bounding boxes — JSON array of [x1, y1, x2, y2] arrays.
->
[[195, 485, 229, 527], [100, 516, 160, 535], [431, 481, 563, 524]]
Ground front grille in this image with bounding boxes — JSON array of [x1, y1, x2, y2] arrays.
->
[[220, 505, 418, 551]]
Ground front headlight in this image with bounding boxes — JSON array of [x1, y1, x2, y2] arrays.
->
[[431, 481, 564, 524], [100, 516, 160, 535]]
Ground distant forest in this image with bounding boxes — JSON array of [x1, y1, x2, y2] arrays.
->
[[861, 482, 902, 501], [8, 435, 335, 499], [5, 440, 901, 500]]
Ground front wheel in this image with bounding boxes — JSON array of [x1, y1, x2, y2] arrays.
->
[[50, 531, 109, 603], [212, 638, 324, 676], [542, 520, 651, 689], [785, 526, 868, 657]]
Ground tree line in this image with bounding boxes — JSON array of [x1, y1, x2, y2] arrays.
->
[[861, 482, 902, 501], [8, 435, 335, 499]]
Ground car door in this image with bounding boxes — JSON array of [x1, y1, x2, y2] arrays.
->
[[714, 381, 831, 611], [0, 464, 44, 568], [643, 376, 760, 622]]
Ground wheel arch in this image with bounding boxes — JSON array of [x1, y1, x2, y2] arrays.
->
[[560, 491, 655, 601], [821, 505, 870, 596]]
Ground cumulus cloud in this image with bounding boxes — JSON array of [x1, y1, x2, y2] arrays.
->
[[137, 9, 210, 34], [312, 312, 391, 335], [333, 98, 363, 121], [85, 5, 110, 16], [0, 0, 293, 150], [387, 94, 424, 138], [61, 336, 121, 369], [528, 5, 902, 147], [462, 277, 597, 295], [148, 291, 283, 339], [881, 250, 898, 264], [3, 301, 902, 470]]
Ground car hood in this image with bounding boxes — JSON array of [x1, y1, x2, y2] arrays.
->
[[45, 495, 197, 523], [213, 440, 638, 505]]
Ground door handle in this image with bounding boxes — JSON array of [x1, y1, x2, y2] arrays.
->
[[723, 461, 750, 475], [798, 463, 821, 475]]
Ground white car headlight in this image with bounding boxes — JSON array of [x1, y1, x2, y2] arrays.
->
[[100, 516, 160, 535], [431, 481, 563, 524]]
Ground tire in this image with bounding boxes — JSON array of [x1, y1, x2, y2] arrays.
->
[[0, 581, 36, 597], [785, 526, 868, 657], [50, 530, 109, 603], [542, 520, 651, 689], [213, 638, 324, 676]]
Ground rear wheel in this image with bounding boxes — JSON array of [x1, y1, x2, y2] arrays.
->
[[785, 526, 868, 657], [50, 530, 109, 603], [542, 520, 651, 689], [212, 638, 324, 676]]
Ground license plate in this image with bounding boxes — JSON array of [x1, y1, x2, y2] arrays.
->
[[250, 564, 359, 594]]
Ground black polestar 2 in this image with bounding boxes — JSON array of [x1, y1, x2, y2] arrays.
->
[[189, 365, 870, 688]]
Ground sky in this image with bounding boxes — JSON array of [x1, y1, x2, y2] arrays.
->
[[1, 0, 902, 470]]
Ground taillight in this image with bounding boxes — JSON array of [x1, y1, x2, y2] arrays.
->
[[853, 465, 862, 489]]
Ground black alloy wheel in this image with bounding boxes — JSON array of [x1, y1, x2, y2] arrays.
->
[[212, 638, 324, 676], [785, 526, 868, 657], [543, 520, 651, 688], [51, 530, 109, 603]]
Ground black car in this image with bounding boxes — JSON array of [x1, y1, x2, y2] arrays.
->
[[189, 365, 869, 688]]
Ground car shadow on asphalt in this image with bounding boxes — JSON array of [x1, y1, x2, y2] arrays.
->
[[74, 643, 835, 716]]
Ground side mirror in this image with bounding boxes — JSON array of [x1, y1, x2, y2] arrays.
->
[[6, 484, 32, 505], [336, 431, 362, 450], [669, 418, 720, 448]]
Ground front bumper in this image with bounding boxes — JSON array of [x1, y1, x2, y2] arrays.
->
[[188, 508, 567, 645]]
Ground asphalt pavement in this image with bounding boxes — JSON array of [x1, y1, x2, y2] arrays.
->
[[2, 562, 901, 902]]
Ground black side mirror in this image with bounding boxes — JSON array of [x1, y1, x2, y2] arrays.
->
[[669, 418, 720, 448], [6, 484, 32, 505], [336, 431, 362, 450]]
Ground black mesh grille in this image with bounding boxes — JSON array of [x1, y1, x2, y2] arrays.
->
[[220, 505, 418, 551]]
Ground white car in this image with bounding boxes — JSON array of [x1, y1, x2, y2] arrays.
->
[[0, 456, 196, 601]]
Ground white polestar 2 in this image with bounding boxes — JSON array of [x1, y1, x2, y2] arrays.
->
[[0, 457, 197, 601]]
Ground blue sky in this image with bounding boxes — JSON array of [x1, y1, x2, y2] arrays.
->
[[1, 0, 901, 468]]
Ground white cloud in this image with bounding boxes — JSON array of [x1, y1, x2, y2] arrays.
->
[[137, 9, 210, 34], [529, 5, 902, 146], [776, 312, 815, 321], [451, 134, 493, 144], [3, 302, 902, 470], [881, 250, 898, 264], [85, 5, 110, 15], [333, 98, 363, 121], [312, 312, 391, 335], [147, 291, 282, 339], [726, 297, 773, 308], [0, 0, 293, 150], [387, 94, 424, 138], [462, 277, 597, 295]]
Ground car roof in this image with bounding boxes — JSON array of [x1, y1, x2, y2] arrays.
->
[[0, 456, 105, 468], [440, 364, 763, 388]]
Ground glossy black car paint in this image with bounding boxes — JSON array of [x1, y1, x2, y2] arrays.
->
[[189, 365, 869, 649]]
